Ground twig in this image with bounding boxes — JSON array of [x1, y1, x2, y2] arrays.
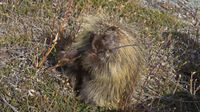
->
[[189, 71, 194, 94], [1, 95, 19, 112], [37, 33, 59, 68], [173, 74, 181, 94]]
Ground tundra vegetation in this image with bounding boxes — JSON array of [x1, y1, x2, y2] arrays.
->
[[0, 0, 199, 112]]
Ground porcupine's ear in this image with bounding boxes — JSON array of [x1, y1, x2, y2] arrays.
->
[[91, 34, 103, 53], [84, 31, 99, 53]]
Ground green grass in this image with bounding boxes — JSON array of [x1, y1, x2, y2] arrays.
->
[[1, 0, 199, 111]]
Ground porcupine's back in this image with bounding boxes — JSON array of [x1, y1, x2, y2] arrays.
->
[[78, 18, 144, 109]]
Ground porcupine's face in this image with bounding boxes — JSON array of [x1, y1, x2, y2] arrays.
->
[[93, 27, 120, 57], [80, 26, 121, 70]]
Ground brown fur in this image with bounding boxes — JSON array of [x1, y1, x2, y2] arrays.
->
[[80, 27, 144, 109], [54, 15, 145, 109]]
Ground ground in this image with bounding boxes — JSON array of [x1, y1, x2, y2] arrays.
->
[[0, 0, 200, 112]]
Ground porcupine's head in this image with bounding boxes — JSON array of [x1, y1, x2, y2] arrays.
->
[[78, 16, 145, 109]]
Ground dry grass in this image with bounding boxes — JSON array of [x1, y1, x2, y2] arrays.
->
[[0, 0, 200, 112]]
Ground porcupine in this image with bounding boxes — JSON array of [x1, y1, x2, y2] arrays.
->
[[54, 15, 145, 109]]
